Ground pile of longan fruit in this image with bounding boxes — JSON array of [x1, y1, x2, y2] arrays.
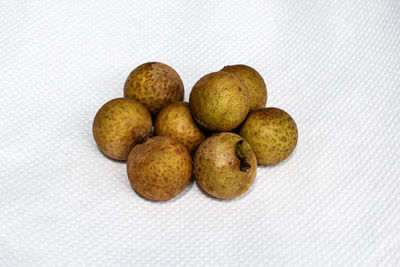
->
[[93, 62, 298, 201]]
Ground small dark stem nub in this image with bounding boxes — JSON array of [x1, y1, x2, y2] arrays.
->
[[240, 162, 251, 172], [235, 140, 252, 172]]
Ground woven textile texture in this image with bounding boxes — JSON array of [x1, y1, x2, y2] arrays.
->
[[1, 1, 400, 266]]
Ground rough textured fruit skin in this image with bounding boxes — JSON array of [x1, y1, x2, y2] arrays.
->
[[93, 98, 152, 161], [124, 62, 184, 115], [194, 132, 257, 199], [189, 71, 250, 132], [240, 107, 298, 165], [127, 136, 192, 201], [154, 102, 206, 154], [221, 64, 267, 112]]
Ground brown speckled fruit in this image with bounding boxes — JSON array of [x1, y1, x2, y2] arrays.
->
[[127, 136, 192, 201], [194, 132, 257, 199], [189, 71, 250, 132], [124, 62, 184, 115], [221, 64, 267, 112], [240, 107, 298, 165], [93, 98, 152, 161], [154, 102, 206, 154]]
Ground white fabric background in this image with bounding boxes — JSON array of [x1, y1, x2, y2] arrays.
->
[[1, 1, 399, 266]]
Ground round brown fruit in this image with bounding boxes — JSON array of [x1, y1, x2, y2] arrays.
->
[[240, 107, 298, 165], [124, 62, 184, 115], [221, 64, 267, 112], [194, 132, 257, 199], [154, 101, 205, 154], [127, 136, 192, 201], [189, 71, 250, 132], [93, 98, 152, 161]]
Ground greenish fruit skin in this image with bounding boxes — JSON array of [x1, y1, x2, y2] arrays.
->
[[154, 101, 206, 154], [127, 136, 193, 201], [124, 62, 184, 115], [189, 71, 250, 132], [221, 64, 267, 112], [240, 107, 298, 165], [93, 98, 152, 161], [194, 132, 257, 199]]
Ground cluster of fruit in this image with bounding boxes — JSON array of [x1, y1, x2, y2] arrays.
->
[[93, 62, 298, 201]]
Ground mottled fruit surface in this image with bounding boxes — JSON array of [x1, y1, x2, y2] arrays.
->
[[240, 107, 298, 165], [154, 102, 205, 154], [221, 64, 267, 112], [127, 136, 192, 201], [194, 132, 257, 199], [124, 62, 184, 115], [93, 98, 152, 160], [189, 71, 250, 132]]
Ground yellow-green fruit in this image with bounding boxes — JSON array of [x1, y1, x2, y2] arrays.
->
[[127, 136, 192, 201], [154, 102, 206, 154], [124, 62, 184, 115], [93, 98, 152, 161], [221, 64, 267, 112], [194, 132, 257, 199], [240, 107, 298, 165], [189, 71, 250, 132]]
